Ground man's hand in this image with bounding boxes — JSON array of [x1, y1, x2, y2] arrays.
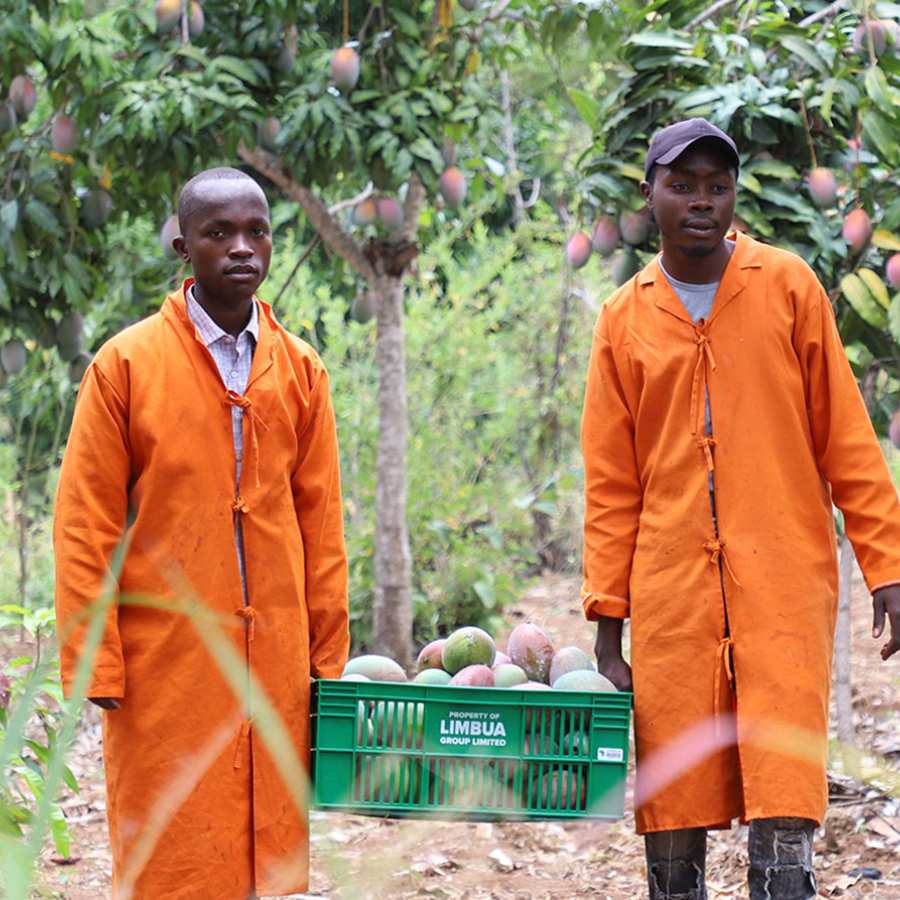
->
[[89, 697, 121, 710], [873, 585, 900, 661], [594, 616, 633, 692]]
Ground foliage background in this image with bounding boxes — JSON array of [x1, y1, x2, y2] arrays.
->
[[1, 0, 899, 892]]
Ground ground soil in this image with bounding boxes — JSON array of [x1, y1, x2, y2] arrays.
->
[[28, 571, 900, 899]]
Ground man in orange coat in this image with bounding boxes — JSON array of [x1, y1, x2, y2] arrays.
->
[[54, 167, 349, 898], [582, 120, 900, 899]]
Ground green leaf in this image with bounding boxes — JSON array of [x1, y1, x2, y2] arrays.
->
[[820, 79, 837, 126], [1, 201, 18, 233], [350, 90, 381, 103], [473, 579, 495, 609], [864, 66, 896, 117], [890, 293, 900, 344], [174, 44, 208, 66], [391, 9, 419, 38], [627, 31, 694, 50], [738, 171, 763, 194], [841, 273, 887, 328], [211, 56, 262, 86], [674, 87, 723, 110], [745, 160, 799, 180], [49, 805, 71, 858], [367, 131, 395, 156], [62, 764, 79, 795], [408, 137, 444, 171], [25, 200, 63, 237], [858, 268, 891, 310], [613, 161, 646, 182], [756, 186, 815, 218], [872, 229, 900, 251], [568, 88, 600, 131], [861, 111, 898, 165], [758, 104, 803, 126], [779, 37, 828, 75]]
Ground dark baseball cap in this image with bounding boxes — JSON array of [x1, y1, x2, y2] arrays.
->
[[645, 118, 740, 178]]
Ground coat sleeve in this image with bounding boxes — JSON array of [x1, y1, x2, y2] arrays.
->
[[796, 278, 900, 591], [292, 364, 350, 678], [53, 362, 130, 699], [581, 308, 643, 620]]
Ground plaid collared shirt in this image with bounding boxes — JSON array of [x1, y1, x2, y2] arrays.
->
[[186, 287, 259, 598], [186, 286, 259, 475]]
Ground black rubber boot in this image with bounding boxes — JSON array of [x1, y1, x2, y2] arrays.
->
[[645, 828, 708, 900], [747, 817, 817, 900]]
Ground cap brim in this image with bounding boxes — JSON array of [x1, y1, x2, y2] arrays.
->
[[654, 135, 739, 170]]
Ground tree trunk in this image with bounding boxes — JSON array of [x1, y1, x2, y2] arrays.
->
[[16, 476, 28, 641], [371, 272, 413, 669], [833, 532, 854, 751], [500, 68, 525, 229], [237, 147, 423, 667]]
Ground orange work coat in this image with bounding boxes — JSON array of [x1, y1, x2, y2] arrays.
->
[[581, 232, 900, 833], [54, 281, 349, 898]]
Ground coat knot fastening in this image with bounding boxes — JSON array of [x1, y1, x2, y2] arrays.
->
[[225, 390, 269, 488], [235, 605, 257, 642], [714, 636, 736, 732], [697, 435, 717, 473], [690, 329, 717, 436], [703, 538, 742, 587]]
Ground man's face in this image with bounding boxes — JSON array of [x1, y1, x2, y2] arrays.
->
[[641, 139, 737, 258], [175, 180, 272, 303]]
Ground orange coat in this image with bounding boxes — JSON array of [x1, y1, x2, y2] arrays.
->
[[54, 281, 349, 898], [582, 232, 900, 833]]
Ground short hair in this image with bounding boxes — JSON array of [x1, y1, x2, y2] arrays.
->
[[177, 167, 267, 234]]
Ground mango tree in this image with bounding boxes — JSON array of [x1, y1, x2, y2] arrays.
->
[[567, 0, 900, 746], [1, 0, 551, 669]]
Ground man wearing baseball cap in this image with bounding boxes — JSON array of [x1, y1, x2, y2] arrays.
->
[[580, 118, 900, 898]]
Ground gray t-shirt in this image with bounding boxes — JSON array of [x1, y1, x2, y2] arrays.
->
[[658, 239, 735, 324], [658, 241, 735, 518]]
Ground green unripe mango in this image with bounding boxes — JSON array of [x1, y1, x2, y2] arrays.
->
[[81, 190, 113, 229], [441, 626, 496, 674], [68, 352, 92, 385], [413, 668, 451, 685], [0, 103, 17, 135], [343, 654, 407, 682], [611, 250, 642, 287], [0, 339, 26, 375]]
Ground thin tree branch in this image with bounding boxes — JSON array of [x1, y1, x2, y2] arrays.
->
[[799, 93, 818, 169], [399, 172, 426, 244], [356, 2, 378, 44], [500, 67, 525, 228], [329, 182, 375, 215], [273, 236, 320, 307], [523, 177, 542, 209], [271, 184, 375, 306], [798, 0, 850, 27], [474, 0, 515, 37], [686, 0, 738, 30], [238, 143, 375, 282]]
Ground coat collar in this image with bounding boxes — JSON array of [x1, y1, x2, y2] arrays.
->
[[162, 279, 275, 390], [637, 230, 763, 327]]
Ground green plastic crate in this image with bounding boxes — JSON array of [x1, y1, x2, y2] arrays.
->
[[311, 679, 631, 821]]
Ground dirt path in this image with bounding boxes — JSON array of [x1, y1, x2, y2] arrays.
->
[[32, 572, 899, 898]]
